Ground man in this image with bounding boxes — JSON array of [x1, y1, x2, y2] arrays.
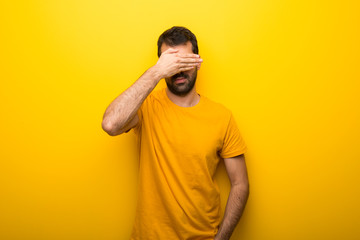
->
[[102, 26, 249, 240]]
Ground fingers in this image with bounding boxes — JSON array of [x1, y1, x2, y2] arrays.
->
[[177, 57, 202, 71], [178, 57, 203, 63], [174, 52, 202, 62], [156, 49, 203, 77], [162, 49, 202, 63], [179, 62, 199, 68], [179, 66, 196, 72], [177, 53, 200, 58]]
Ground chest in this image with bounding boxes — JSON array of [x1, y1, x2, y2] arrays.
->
[[143, 105, 226, 161]]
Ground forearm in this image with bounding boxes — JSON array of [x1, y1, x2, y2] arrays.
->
[[102, 66, 162, 135], [215, 184, 249, 240]]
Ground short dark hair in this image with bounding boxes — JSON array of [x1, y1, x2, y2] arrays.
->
[[157, 26, 199, 57]]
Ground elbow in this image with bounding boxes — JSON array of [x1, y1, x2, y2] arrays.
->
[[243, 179, 250, 194], [234, 180, 250, 196], [102, 119, 121, 136], [237, 182, 250, 202], [245, 182, 250, 197]]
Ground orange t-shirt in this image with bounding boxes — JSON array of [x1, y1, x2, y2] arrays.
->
[[130, 88, 247, 240]]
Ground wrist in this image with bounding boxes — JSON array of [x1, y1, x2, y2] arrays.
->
[[148, 65, 164, 82]]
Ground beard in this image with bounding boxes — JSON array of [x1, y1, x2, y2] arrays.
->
[[165, 71, 197, 96]]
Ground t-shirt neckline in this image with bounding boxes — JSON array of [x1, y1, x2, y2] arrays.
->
[[163, 88, 204, 110]]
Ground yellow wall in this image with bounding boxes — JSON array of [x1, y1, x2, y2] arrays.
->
[[1, 0, 359, 239]]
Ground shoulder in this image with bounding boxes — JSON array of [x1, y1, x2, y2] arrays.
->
[[150, 88, 165, 99], [201, 94, 232, 119], [143, 88, 166, 105]]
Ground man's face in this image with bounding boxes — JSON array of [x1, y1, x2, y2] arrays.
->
[[160, 41, 198, 96]]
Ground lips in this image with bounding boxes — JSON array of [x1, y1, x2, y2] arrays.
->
[[174, 77, 186, 84]]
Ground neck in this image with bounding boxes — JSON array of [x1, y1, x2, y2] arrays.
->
[[166, 87, 200, 107]]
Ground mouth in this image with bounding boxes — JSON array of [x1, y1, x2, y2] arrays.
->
[[174, 77, 187, 84]]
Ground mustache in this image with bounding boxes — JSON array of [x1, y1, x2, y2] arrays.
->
[[171, 72, 189, 81]]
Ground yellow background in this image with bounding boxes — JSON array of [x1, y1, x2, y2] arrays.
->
[[1, 0, 359, 239]]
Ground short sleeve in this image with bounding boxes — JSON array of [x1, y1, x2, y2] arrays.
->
[[220, 113, 247, 159], [131, 101, 145, 135], [132, 92, 154, 135]]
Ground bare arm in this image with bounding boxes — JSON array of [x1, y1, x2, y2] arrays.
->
[[101, 66, 161, 136], [102, 48, 202, 136], [215, 154, 249, 240]]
